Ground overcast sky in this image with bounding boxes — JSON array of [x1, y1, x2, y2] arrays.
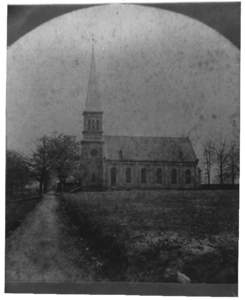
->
[[7, 4, 239, 164]]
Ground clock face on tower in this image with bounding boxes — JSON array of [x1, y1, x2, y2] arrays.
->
[[90, 148, 98, 157]]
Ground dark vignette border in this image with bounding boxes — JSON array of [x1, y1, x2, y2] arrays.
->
[[7, 2, 240, 48], [5, 282, 238, 296]]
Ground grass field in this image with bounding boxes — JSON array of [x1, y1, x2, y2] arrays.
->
[[60, 189, 239, 283], [6, 196, 40, 236]]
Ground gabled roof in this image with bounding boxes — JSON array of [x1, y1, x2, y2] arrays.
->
[[84, 43, 102, 112], [104, 135, 197, 162]]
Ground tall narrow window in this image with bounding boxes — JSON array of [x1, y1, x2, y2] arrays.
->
[[88, 119, 91, 130], [111, 167, 117, 186], [96, 119, 100, 130], [141, 168, 146, 183], [91, 173, 96, 183], [119, 150, 123, 160], [126, 167, 131, 183], [171, 169, 177, 184], [185, 169, 191, 184], [156, 168, 162, 184]]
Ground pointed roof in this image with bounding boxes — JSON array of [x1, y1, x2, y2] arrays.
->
[[104, 136, 197, 162], [84, 39, 102, 112]]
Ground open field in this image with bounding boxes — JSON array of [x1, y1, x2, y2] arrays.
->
[[60, 189, 239, 283]]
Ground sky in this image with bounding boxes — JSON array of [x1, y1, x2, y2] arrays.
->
[[6, 4, 240, 168]]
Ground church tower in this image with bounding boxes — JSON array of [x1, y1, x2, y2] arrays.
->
[[81, 41, 104, 189]]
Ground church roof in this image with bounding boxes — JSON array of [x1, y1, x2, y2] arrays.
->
[[104, 135, 197, 162], [84, 43, 102, 112]]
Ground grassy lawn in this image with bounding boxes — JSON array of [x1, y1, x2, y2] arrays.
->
[[60, 189, 239, 283], [6, 195, 40, 236]]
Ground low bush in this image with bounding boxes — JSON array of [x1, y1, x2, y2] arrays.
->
[[6, 196, 40, 235]]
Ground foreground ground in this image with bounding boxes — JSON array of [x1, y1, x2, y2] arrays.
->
[[6, 194, 40, 236], [5, 193, 101, 282], [6, 189, 239, 283], [61, 189, 239, 283]]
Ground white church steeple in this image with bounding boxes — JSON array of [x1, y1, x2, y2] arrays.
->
[[81, 37, 104, 189], [84, 37, 102, 112], [82, 37, 103, 142]]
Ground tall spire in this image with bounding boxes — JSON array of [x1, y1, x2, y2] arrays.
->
[[84, 36, 102, 112]]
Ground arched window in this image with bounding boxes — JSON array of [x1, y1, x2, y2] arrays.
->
[[185, 169, 191, 184], [91, 173, 96, 183], [156, 168, 162, 184], [111, 167, 117, 186], [141, 168, 146, 183], [126, 167, 131, 183], [171, 169, 177, 184], [96, 119, 100, 130], [119, 150, 123, 160]]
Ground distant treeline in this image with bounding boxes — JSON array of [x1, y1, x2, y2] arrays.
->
[[202, 135, 239, 185], [6, 133, 80, 197]]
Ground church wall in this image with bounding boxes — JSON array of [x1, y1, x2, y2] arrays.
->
[[104, 160, 197, 189], [81, 141, 104, 188], [81, 159, 103, 187]]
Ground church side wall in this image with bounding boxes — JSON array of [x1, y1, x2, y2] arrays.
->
[[104, 160, 197, 189]]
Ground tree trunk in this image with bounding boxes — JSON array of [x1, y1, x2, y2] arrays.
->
[[59, 178, 66, 193], [39, 180, 43, 195], [207, 170, 210, 185], [219, 161, 223, 185], [231, 163, 235, 185], [43, 176, 48, 193]]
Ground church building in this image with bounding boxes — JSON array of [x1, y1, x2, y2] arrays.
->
[[80, 45, 199, 190]]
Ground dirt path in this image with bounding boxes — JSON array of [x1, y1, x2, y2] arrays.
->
[[5, 193, 99, 283]]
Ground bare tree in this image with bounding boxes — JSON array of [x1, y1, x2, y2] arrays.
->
[[213, 139, 229, 185], [203, 140, 215, 185], [226, 140, 239, 184]]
